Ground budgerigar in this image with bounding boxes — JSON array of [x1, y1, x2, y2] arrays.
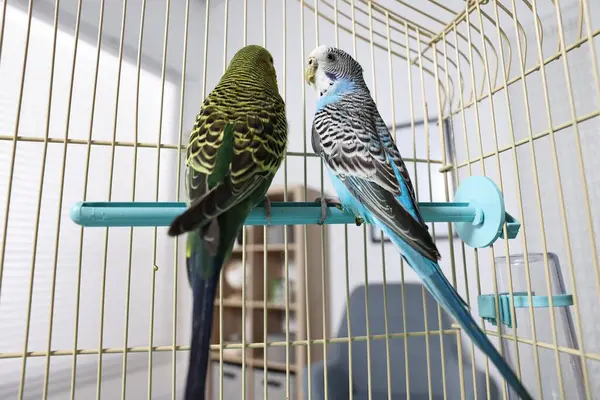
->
[[305, 45, 533, 400], [168, 45, 287, 400]]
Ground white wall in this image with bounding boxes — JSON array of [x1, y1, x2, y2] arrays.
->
[[0, 1, 187, 398], [1, 0, 599, 399]]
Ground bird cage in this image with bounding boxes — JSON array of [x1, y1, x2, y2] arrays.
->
[[0, 0, 598, 399]]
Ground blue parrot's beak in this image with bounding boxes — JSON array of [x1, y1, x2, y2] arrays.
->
[[305, 57, 317, 85]]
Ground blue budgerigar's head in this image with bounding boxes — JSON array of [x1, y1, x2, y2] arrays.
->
[[305, 45, 365, 98]]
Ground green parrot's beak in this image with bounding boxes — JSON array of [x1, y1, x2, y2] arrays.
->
[[305, 57, 317, 86]]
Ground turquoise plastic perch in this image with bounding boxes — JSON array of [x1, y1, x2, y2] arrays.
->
[[69, 176, 521, 249]]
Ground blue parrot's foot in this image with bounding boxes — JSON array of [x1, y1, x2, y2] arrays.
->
[[355, 216, 365, 226], [314, 196, 343, 225], [262, 196, 272, 224]]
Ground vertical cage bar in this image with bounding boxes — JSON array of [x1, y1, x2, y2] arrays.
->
[[0, 0, 7, 60], [243, 0, 248, 46], [281, 1, 291, 399], [1, 4, 34, 373], [242, 0, 250, 397], [241, 226, 248, 400], [299, 2, 312, 399], [580, 0, 600, 106], [441, 31, 466, 399], [313, 3, 332, 400], [473, 0, 528, 387], [415, 29, 435, 399], [242, 9, 250, 398], [361, 228, 372, 400], [382, 10, 394, 400], [113, 0, 133, 397], [350, 0, 357, 56], [17, 0, 61, 398], [361, 4, 381, 400], [420, 61, 450, 400], [219, 2, 229, 399], [462, 5, 507, 398], [435, 32, 467, 399], [262, 4, 269, 398], [0, 0, 33, 301], [47, 0, 82, 397], [349, 2, 358, 399], [450, 21, 485, 399], [333, 0, 339, 49], [343, 225, 353, 400], [331, 4, 354, 400], [484, 1, 541, 394], [402, 22, 415, 398], [70, 1, 106, 397], [260, 0, 268, 400], [198, 0, 212, 395], [121, 1, 147, 398], [173, 0, 192, 397], [147, 1, 171, 397], [97, 0, 135, 394]]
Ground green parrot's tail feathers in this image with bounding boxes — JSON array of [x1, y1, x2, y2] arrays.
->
[[184, 237, 222, 400]]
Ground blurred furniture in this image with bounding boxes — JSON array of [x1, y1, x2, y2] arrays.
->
[[303, 282, 498, 399], [208, 185, 327, 400]]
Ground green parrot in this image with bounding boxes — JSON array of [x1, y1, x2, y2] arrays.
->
[[168, 45, 287, 400]]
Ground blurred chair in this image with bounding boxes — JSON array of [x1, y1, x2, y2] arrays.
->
[[303, 282, 498, 399]]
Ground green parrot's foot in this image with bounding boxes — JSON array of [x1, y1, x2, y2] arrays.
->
[[355, 216, 365, 226], [262, 197, 272, 224], [314, 196, 343, 225]]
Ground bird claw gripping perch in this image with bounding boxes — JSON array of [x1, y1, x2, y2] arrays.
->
[[314, 196, 344, 225], [262, 196, 272, 225]]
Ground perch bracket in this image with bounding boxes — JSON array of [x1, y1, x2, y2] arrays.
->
[[478, 292, 574, 328]]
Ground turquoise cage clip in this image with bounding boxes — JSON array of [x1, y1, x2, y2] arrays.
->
[[478, 292, 574, 328]]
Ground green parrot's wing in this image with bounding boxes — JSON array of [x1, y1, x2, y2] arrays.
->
[[169, 96, 285, 237]]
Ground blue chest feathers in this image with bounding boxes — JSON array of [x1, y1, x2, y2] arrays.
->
[[315, 79, 356, 111]]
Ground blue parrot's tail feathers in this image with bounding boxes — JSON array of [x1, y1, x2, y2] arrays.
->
[[382, 224, 534, 400], [184, 239, 222, 400]]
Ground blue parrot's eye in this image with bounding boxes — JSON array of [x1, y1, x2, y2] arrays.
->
[[327, 53, 335, 61]]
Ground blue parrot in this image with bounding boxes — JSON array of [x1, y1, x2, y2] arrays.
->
[[305, 45, 533, 400]]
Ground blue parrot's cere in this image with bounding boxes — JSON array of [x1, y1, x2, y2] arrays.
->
[[305, 45, 533, 400]]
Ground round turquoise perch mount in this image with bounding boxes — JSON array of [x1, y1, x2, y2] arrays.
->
[[453, 176, 506, 248]]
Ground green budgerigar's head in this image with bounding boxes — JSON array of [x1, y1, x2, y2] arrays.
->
[[225, 45, 279, 91]]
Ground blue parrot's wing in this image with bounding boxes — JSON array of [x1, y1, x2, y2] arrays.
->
[[311, 100, 400, 195], [313, 97, 440, 261], [344, 174, 440, 262], [374, 116, 428, 227]]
